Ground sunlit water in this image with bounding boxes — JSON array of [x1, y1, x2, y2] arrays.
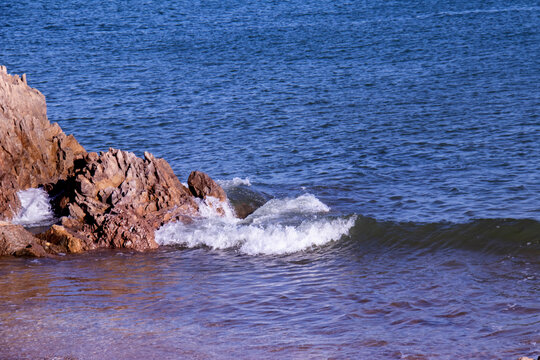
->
[[1, 0, 539, 358]]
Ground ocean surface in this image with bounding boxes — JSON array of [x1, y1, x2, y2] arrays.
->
[[1, 0, 539, 358]]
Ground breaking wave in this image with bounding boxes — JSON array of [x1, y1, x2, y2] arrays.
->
[[155, 193, 356, 255], [344, 216, 540, 255]]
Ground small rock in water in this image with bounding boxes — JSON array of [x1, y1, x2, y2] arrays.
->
[[37, 224, 84, 254], [188, 170, 227, 202], [225, 185, 270, 219]]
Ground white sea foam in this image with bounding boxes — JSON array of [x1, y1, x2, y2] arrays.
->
[[195, 196, 237, 219], [217, 177, 252, 189], [155, 193, 355, 255], [247, 193, 330, 224], [11, 188, 55, 227]]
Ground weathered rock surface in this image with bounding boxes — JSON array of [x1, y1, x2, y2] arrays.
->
[[187, 170, 232, 215], [47, 149, 202, 252], [0, 221, 48, 257], [0, 66, 86, 220]]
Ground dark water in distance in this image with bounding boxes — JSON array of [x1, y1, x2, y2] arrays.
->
[[1, 0, 539, 358]]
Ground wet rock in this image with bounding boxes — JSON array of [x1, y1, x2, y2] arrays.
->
[[0, 221, 48, 257], [48, 149, 200, 251], [188, 170, 227, 202], [0, 67, 86, 220], [37, 224, 84, 254], [225, 185, 270, 219]]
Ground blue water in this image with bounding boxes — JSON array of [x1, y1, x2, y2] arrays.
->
[[3, 0, 539, 222], [1, 0, 539, 358]]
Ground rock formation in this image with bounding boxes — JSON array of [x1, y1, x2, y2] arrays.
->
[[46, 149, 200, 251], [0, 66, 230, 257], [0, 66, 86, 220]]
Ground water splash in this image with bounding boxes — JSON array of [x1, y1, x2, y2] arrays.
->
[[11, 188, 55, 227], [217, 177, 252, 189], [155, 193, 355, 255], [246, 193, 330, 224], [195, 196, 237, 219]]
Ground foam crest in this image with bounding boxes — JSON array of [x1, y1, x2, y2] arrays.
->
[[155, 193, 354, 255], [155, 216, 355, 255], [247, 193, 330, 224], [12, 188, 55, 227], [217, 177, 252, 189]]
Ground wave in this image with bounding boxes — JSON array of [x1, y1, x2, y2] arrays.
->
[[10, 185, 539, 257], [345, 216, 540, 255], [246, 193, 330, 224], [156, 180, 540, 256], [420, 6, 540, 19], [155, 194, 356, 255], [156, 216, 356, 255], [11, 188, 56, 227], [217, 177, 252, 189]]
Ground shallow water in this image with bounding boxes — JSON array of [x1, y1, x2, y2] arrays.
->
[[1, 0, 540, 358], [0, 238, 538, 359], [2, 194, 539, 358]]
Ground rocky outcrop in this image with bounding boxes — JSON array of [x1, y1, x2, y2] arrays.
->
[[188, 170, 232, 216], [47, 149, 201, 252], [0, 66, 86, 220], [0, 66, 231, 256]]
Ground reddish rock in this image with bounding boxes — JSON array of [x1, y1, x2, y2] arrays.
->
[[188, 170, 227, 202], [48, 149, 200, 251], [0, 175, 21, 221], [0, 221, 48, 257], [0, 67, 86, 220], [188, 170, 230, 216]]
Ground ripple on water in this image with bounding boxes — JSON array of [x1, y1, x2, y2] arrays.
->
[[1, 0, 539, 358]]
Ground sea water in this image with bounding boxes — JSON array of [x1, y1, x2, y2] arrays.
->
[[0, 0, 539, 358]]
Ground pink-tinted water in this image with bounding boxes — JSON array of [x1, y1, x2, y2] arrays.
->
[[1, 240, 538, 359]]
